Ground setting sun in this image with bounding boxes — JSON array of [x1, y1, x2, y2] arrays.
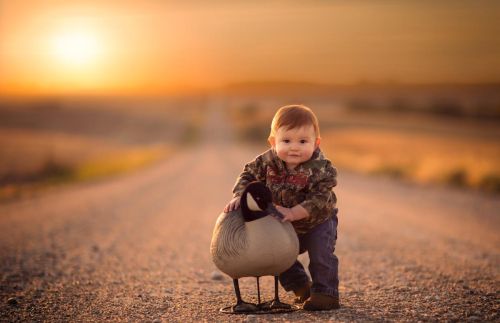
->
[[51, 29, 101, 66], [0, 1, 499, 96]]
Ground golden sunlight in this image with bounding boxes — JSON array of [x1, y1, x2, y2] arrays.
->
[[0, 1, 499, 96], [51, 28, 101, 67]]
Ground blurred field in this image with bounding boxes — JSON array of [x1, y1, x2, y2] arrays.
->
[[2, 91, 499, 201], [0, 96, 206, 201], [226, 98, 500, 193]]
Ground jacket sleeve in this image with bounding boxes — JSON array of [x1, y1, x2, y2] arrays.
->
[[299, 161, 337, 225], [232, 154, 267, 197]]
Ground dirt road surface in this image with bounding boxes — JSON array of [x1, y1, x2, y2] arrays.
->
[[1, 102, 499, 322]]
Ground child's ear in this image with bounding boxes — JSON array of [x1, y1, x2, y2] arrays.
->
[[315, 137, 321, 149], [268, 136, 276, 148]]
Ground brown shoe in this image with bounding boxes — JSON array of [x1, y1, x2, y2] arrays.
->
[[303, 293, 340, 311], [293, 281, 312, 304]]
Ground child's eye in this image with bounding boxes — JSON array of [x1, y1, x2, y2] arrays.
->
[[300, 140, 307, 144], [283, 139, 290, 143]]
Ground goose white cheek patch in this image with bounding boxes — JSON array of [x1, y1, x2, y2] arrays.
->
[[246, 193, 262, 212]]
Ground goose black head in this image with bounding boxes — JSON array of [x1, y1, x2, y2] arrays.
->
[[240, 181, 284, 222]]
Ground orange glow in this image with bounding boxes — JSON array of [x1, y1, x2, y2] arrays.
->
[[0, 1, 499, 96], [51, 29, 101, 66]]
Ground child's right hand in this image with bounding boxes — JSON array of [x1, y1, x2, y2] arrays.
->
[[224, 196, 241, 213]]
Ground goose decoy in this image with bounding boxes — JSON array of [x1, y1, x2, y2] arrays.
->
[[210, 181, 299, 313]]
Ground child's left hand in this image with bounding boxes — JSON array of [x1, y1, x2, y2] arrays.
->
[[275, 205, 309, 222], [275, 205, 295, 222]]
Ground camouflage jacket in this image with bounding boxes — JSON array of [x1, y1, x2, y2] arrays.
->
[[232, 148, 337, 234]]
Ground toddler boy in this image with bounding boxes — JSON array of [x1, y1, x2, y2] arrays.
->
[[224, 104, 340, 310]]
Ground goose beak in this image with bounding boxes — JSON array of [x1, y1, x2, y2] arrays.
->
[[266, 203, 285, 220]]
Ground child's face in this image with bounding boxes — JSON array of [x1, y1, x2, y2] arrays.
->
[[269, 125, 320, 170]]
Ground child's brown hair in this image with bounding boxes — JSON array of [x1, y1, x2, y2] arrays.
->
[[269, 105, 320, 140]]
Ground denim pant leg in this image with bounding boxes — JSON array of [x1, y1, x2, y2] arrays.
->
[[279, 258, 310, 292], [279, 209, 339, 296], [307, 213, 339, 297]]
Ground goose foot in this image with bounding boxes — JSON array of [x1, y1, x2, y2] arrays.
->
[[257, 300, 293, 311], [269, 299, 293, 310], [232, 301, 258, 313]]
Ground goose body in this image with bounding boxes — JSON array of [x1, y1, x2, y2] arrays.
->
[[210, 181, 299, 312], [211, 209, 299, 278]]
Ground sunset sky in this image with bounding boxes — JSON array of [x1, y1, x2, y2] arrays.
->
[[1, 0, 499, 96]]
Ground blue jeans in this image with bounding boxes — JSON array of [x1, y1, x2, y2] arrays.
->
[[279, 208, 339, 297]]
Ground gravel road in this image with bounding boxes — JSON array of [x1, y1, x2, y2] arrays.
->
[[1, 102, 499, 322]]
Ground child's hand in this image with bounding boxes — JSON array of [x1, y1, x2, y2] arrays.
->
[[275, 205, 309, 222], [224, 196, 241, 213], [275, 205, 295, 222]]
